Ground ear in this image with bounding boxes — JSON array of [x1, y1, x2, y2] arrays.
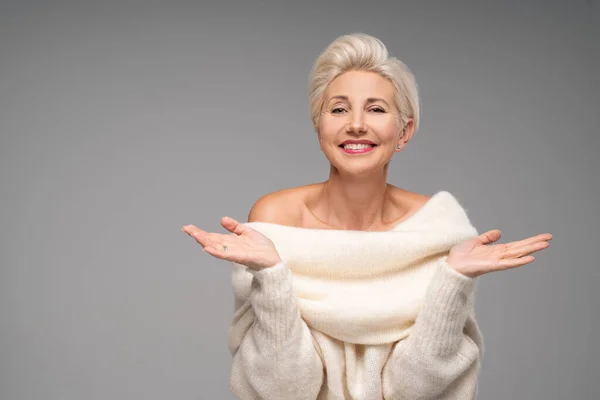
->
[[395, 118, 415, 152]]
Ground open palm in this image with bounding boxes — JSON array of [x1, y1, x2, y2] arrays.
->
[[446, 229, 553, 278], [182, 216, 282, 270]]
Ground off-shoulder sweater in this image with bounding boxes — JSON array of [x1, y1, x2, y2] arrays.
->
[[227, 191, 484, 399]]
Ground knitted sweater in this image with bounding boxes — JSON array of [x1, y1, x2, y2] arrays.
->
[[228, 191, 484, 400]]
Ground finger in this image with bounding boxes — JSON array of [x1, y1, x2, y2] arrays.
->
[[506, 233, 553, 249], [502, 241, 549, 259], [182, 225, 207, 243], [221, 216, 248, 236], [182, 225, 225, 249], [478, 229, 502, 245], [497, 255, 535, 270]]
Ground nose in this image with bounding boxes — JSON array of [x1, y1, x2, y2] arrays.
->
[[347, 110, 367, 134]]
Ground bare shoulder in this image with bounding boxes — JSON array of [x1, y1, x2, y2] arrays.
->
[[402, 189, 431, 206], [388, 186, 431, 217], [247, 185, 312, 224]]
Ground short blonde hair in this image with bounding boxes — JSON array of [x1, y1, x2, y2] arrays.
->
[[308, 33, 420, 133]]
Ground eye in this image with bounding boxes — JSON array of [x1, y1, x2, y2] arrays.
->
[[370, 107, 386, 113], [331, 107, 347, 114]]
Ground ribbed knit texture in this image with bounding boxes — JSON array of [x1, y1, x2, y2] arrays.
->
[[228, 191, 485, 399]]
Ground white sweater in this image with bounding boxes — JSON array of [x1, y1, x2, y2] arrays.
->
[[228, 191, 484, 400]]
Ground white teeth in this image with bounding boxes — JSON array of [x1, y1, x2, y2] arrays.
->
[[343, 143, 373, 150]]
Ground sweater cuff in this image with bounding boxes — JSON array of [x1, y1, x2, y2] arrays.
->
[[431, 257, 477, 298], [245, 258, 292, 302], [412, 257, 477, 353]]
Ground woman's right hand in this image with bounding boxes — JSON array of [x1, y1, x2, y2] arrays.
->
[[182, 216, 282, 270]]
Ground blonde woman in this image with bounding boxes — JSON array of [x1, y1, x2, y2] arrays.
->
[[182, 33, 552, 400]]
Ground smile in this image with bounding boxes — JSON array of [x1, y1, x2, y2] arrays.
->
[[339, 143, 377, 154]]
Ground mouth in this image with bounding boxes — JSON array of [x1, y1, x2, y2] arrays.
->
[[338, 143, 377, 154]]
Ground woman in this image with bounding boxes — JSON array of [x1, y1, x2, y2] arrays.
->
[[182, 33, 552, 400]]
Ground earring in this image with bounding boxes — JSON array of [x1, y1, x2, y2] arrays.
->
[[397, 145, 401, 149]]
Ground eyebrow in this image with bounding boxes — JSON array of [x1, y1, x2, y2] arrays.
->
[[327, 95, 390, 107]]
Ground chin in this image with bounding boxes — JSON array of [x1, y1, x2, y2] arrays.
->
[[333, 163, 386, 178]]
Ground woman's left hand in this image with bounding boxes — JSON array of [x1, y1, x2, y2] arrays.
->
[[446, 230, 553, 278]]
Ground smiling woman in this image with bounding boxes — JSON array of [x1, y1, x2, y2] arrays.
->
[[318, 69, 408, 167], [182, 32, 552, 400]]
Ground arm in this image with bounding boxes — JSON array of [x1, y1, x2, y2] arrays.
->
[[382, 257, 484, 400], [228, 195, 324, 399], [229, 261, 324, 399]]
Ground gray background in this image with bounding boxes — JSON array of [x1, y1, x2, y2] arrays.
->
[[1, 0, 598, 399]]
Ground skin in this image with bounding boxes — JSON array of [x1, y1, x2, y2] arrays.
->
[[182, 70, 552, 278]]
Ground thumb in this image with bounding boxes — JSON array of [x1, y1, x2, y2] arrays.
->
[[479, 229, 502, 245], [221, 216, 247, 236]]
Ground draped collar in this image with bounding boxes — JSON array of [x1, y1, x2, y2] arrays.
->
[[234, 190, 479, 344]]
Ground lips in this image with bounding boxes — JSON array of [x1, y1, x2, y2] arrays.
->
[[339, 140, 377, 146], [339, 142, 377, 154]]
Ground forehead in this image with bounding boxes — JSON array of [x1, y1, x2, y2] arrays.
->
[[324, 70, 395, 101]]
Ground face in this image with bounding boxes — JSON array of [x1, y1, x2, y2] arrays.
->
[[318, 70, 414, 176]]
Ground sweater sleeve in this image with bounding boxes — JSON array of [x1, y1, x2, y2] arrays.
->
[[228, 260, 324, 400], [382, 257, 484, 400]]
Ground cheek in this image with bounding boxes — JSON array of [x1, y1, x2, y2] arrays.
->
[[319, 115, 346, 135], [370, 117, 399, 138]]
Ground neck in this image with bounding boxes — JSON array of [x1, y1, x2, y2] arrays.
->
[[315, 165, 393, 230]]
